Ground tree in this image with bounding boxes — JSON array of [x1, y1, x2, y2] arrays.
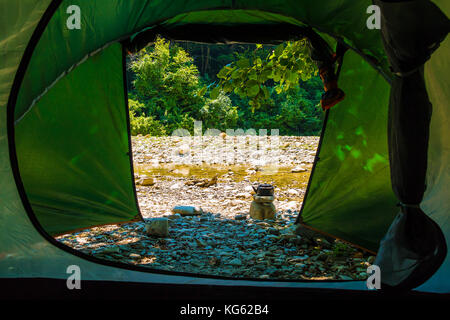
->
[[200, 91, 238, 131], [129, 36, 204, 133], [127, 37, 324, 136], [213, 39, 317, 111]]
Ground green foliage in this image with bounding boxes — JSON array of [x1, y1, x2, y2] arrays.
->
[[128, 97, 146, 116], [276, 87, 323, 135], [200, 91, 239, 131], [129, 100, 167, 136], [215, 39, 317, 111], [127, 37, 324, 136], [129, 37, 204, 134]]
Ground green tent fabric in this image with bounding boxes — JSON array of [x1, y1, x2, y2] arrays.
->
[[0, 0, 448, 295], [15, 42, 140, 235], [299, 48, 398, 252]]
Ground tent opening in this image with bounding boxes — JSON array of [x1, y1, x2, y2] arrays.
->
[[51, 37, 376, 281]]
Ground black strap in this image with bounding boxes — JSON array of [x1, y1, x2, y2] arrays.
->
[[334, 42, 348, 79]]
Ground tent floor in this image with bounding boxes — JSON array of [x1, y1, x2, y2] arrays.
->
[[1, 278, 447, 301]]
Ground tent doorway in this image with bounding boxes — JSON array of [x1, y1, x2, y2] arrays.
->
[[52, 38, 376, 281]]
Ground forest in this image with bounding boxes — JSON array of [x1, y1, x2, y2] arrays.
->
[[126, 37, 325, 137]]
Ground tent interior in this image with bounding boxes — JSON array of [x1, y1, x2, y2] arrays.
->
[[1, 0, 449, 296]]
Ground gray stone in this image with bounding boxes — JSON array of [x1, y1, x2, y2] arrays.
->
[[100, 246, 120, 254], [234, 214, 247, 221], [228, 258, 243, 266], [294, 224, 318, 240], [190, 260, 202, 267], [267, 227, 280, 235], [145, 218, 169, 237]]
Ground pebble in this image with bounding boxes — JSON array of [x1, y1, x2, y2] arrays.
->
[[291, 165, 307, 173], [145, 218, 169, 237], [234, 214, 247, 221], [136, 176, 155, 186], [228, 258, 243, 266], [172, 205, 203, 216]]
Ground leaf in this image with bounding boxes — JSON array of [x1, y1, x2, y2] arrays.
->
[[274, 44, 285, 57], [273, 71, 281, 82], [275, 86, 283, 94], [260, 69, 272, 81], [247, 84, 260, 97], [289, 71, 298, 84], [222, 81, 233, 93], [217, 67, 230, 79], [210, 86, 220, 100], [262, 86, 270, 99], [231, 69, 241, 79], [236, 58, 250, 69], [248, 70, 258, 81], [234, 87, 245, 98], [198, 86, 207, 97]]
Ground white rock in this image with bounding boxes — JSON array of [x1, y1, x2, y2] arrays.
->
[[291, 165, 307, 173], [230, 199, 244, 206], [170, 182, 182, 190], [284, 201, 298, 211], [172, 205, 203, 216], [244, 185, 255, 193], [235, 192, 251, 199], [177, 144, 190, 155]]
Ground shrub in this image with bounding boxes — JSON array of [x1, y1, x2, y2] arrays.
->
[[129, 108, 166, 136], [200, 91, 238, 131]]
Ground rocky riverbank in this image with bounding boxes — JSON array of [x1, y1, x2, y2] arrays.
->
[[55, 135, 375, 281]]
